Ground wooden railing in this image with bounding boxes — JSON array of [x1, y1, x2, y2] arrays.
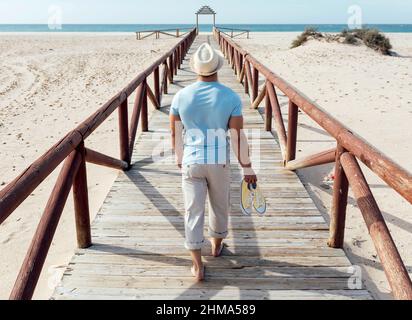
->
[[214, 27, 412, 300], [136, 28, 195, 40], [217, 27, 250, 39], [0, 28, 197, 300]]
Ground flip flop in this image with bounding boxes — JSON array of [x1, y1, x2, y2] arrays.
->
[[191, 265, 205, 282]]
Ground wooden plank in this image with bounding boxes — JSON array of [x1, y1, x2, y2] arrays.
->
[[64, 265, 355, 279], [76, 244, 346, 257], [54, 287, 372, 300], [90, 229, 330, 239], [90, 237, 331, 249], [59, 275, 358, 291], [70, 254, 352, 268]]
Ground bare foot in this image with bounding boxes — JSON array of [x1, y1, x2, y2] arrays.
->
[[212, 243, 225, 258], [191, 265, 205, 282]]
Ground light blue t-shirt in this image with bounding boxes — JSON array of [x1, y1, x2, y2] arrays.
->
[[170, 81, 243, 166]]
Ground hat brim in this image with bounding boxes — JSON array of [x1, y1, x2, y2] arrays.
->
[[190, 50, 225, 76]]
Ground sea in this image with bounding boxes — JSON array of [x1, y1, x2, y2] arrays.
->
[[0, 24, 412, 33]]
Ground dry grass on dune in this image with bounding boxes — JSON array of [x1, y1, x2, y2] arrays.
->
[[291, 27, 393, 55]]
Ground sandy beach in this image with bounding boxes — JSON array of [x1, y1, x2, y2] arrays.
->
[[0, 31, 411, 300], [0, 33, 179, 299], [236, 32, 412, 299]]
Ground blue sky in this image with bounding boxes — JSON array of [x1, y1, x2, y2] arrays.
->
[[0, 0, 411, 24]]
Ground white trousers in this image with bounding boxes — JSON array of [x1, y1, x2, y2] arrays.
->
[[182, 164, 231, 250]]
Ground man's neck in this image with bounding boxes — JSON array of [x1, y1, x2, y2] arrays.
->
[[198, 74, 218, 83]]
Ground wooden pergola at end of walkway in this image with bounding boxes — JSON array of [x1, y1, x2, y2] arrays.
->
[[196, 5, 216, 34]]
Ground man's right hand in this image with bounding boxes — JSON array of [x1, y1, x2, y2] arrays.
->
[[243, 167, 257, 184]]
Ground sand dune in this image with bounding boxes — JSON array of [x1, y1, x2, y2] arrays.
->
[[236, 32, 412, 299], [0, 33, 179, 299]]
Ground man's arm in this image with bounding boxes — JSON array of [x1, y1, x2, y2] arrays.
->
[[229, 116, 257, 184], [170, 114, 184, 168]]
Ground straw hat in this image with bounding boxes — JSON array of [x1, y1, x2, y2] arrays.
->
[[190, 43, 224, 76]]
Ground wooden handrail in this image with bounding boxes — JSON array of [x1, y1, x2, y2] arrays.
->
[[0, 28, 197, 300], [10, 150, 83, 300], [214, 27, 412, 300], [216, 27, 250, 39], [340, 153, 412, 300], [136, 27, 195, 40], [217, 27, 250, 33]]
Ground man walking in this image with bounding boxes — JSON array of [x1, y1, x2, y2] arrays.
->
[[170, 43, 257, 282]]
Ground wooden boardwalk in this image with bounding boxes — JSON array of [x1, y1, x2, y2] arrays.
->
[[53, 36, 372, 300]]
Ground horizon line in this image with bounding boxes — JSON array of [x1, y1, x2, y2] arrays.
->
[[1, 23, 412, 25]]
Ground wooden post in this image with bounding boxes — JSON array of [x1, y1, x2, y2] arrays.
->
[[73, 142, 91, 249], [178, 46, 182, 68], [252, 67, 259, 102], [141, 79, 149, 132], [118, 98, 130, 165], [168, 55, 174, 83], [10, 150, 82, 300], [245, 60, 253, 98], [174, 52, 178, 75], [228, 47, 233, 67], [239, 54, 243, 80], [340, 153, 412, 300], [154, 67, 160, 105], [235, 52, 241, 75], [244, 62, 249, 95], [265, 87, 272, 132], [162, 62, 168, 94], [328, 144, 349, 249], [287, 101, 299, 162], [172, 52, 176, 75]]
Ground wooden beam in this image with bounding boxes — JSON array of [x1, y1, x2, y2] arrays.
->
[[244, 60, 253, 99], [266, 82, 287, 160], [146, 84, 160, 109], [85, 148, 129, 171], [252, 85, 267, 109], [286, 148, 336, 171], [129, 83, 145, 154]]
